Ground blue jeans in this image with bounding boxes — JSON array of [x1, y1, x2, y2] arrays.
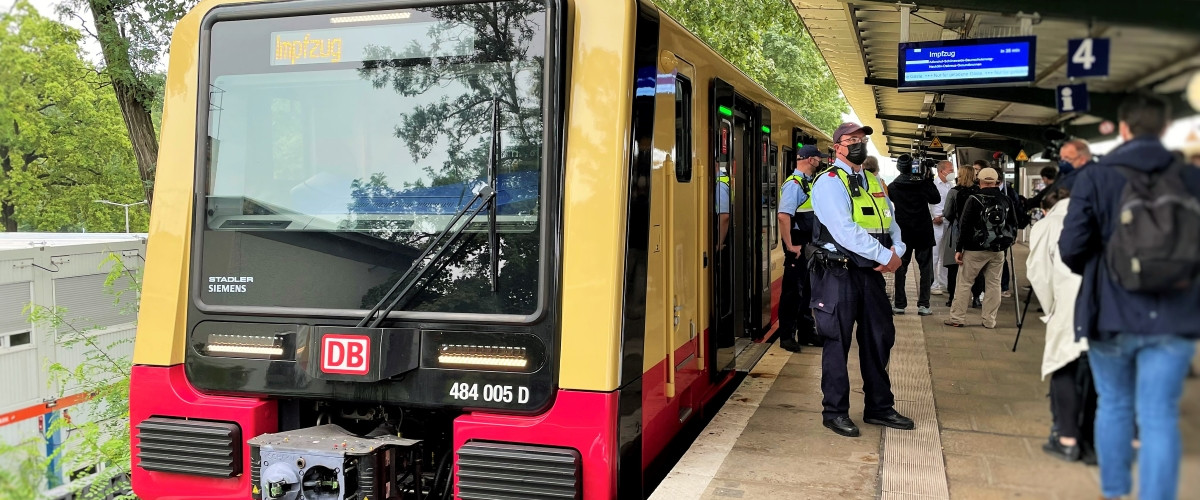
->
[[1089, 333, 1196, 500]]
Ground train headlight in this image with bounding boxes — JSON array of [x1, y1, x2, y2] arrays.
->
[[437, 344, 528, 369], [424, 331, 545, 373], [204, 334, 285, 359]]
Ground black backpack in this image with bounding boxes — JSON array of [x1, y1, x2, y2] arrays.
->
[[968, 193, 1015, 252], [1105, 162, 1200, 293]]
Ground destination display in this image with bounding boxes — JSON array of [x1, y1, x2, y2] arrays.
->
[[270, 22, 474, 66], [898, 36, 1036, 90]]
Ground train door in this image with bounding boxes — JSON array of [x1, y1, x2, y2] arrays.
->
[[762, 137, 778, 331], [709, 79, 738, 376], [753, 107, 773, 338], [667, 60, 700, 402], [708, 79, 771, 376]]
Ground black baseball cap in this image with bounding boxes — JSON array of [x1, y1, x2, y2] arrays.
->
[[797, 145, 830, 159]]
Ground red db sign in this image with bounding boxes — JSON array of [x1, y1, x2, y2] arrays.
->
[[321, 335, 370, 375]]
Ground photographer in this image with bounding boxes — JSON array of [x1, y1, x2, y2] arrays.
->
[[887, 155, 942, 315]]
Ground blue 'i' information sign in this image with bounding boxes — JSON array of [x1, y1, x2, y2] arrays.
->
[[898, 36, 1037, 90]]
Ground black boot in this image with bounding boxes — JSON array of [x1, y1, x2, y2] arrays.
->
[[1042, 436, 1081, 462]]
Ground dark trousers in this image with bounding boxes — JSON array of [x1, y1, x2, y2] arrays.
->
[[1050, 355, 1098, 448], [894, 247, 933, 308], [1050, 361, 1083, 439], [946, 264, 959, 303], [778, 250, 815, 345], [810, 264, 896, 420]]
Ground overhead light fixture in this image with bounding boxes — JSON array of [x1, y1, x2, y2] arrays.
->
[[917, 124, 926, 129], [330, 12, 412, 24], [438, 344, 528, 369], [205, 334, 284, 359]]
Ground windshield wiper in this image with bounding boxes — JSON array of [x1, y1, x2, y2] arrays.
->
[[357, 97, 504, 327], [487, 96, 501, 292], [357, 186, 495, 328]]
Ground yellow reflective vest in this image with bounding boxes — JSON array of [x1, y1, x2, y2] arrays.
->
[[783, 174, 814, 213], [829, 167, 892, 234]]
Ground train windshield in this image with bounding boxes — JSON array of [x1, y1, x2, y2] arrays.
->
[[198, 0, 548, 316]]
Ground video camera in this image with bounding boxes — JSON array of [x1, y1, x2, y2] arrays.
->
[[1041, 128, 1069, 162], [897, 154, 937, 180]]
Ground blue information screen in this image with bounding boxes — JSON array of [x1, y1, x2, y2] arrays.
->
[[898, 36, 1036, 90]]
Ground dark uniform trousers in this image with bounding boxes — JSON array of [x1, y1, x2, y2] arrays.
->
[[778, 250, 815, 345], [810, 263, 896, 420]]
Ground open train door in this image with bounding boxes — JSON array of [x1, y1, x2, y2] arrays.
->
[[709, 78, 738, 377], [750, 105, 773, 339]]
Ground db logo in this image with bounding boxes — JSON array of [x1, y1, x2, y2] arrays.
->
[[321, 335, 371, 375]]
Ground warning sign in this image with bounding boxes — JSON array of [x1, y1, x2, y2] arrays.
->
[[929, 136, 943, 149], [1015, 150, 1030, 162]]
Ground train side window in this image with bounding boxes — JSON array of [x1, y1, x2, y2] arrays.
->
[[674, 76, 693, 182]]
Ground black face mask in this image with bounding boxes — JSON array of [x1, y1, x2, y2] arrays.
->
[[845, 142, 868, 165]]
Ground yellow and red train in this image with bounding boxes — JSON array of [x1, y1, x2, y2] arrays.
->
[[129, 0, 831, 498]]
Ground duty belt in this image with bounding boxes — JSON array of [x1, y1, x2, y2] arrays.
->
[[809, 248, 849, 269]]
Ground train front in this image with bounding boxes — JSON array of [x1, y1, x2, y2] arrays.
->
[[127, 0, 614, 498]]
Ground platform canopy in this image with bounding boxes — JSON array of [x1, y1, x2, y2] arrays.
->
[[790, 0, 1200, 158]]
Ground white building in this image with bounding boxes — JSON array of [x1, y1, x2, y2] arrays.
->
[[0, 233, 147, 488]]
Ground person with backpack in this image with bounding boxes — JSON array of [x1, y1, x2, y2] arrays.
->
[[944, 167, 1017, 329], [1058, 93, 1200, 500]]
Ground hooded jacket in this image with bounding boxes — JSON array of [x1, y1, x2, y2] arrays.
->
[[1058, 136, 1200, 342], [887, 174, 941, 249]]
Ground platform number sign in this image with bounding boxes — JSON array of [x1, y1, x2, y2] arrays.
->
[[1057, 83, 1089, 113], [1067, 38, 1110, 78]]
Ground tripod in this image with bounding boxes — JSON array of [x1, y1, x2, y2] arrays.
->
[[1009, 247, 1036, 352]]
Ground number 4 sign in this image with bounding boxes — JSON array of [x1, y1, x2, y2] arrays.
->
[[1067, 38, 1110, 78]]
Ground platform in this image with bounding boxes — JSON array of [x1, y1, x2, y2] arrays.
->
[[650, 245, 1200, 499]]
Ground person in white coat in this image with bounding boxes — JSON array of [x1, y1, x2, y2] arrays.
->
[[929, 160, 954, 295], [1027, 190, 1091, 463]]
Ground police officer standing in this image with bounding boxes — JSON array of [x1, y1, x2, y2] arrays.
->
[[777, 145, 828, 352], [809, 122, 914, 437]]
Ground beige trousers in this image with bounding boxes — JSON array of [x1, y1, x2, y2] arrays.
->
[[949, 250, 1005, 327]]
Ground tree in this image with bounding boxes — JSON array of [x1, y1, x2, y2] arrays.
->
[[57, 0, 199, 210], [0, 2, 148, 233], [654, 0, 847, 135]]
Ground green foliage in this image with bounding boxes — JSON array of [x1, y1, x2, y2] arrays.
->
[[0, 2, 149, 233], [57, 0, 194, 109], [0, 254, 138, 499], [654, 0, 847, 135], [0, 440, 46, 499]]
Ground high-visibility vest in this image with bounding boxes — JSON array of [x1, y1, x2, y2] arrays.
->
[[783, 174, 814, 213], [813, 167, 894, 267], [829, 167, 891, 234]]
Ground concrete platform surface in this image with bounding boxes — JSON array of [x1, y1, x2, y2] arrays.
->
[[649, 244, 1200, 499]]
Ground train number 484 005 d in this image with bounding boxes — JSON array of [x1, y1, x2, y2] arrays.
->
[[448, 382, 531, 404]]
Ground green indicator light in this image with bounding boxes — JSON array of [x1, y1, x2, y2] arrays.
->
[[717, 105, 732, 117], [761, 126, 771, 133], [796, 142, 804, 147]]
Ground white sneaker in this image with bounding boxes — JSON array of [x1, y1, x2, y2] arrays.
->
[[931, 288, 944, 296]]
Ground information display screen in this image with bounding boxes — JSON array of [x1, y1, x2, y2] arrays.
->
[[898, 36, 1036, 90]]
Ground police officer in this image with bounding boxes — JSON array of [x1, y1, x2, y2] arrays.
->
[[777, 145, 828, 352], [809, 122, 914, 437]]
